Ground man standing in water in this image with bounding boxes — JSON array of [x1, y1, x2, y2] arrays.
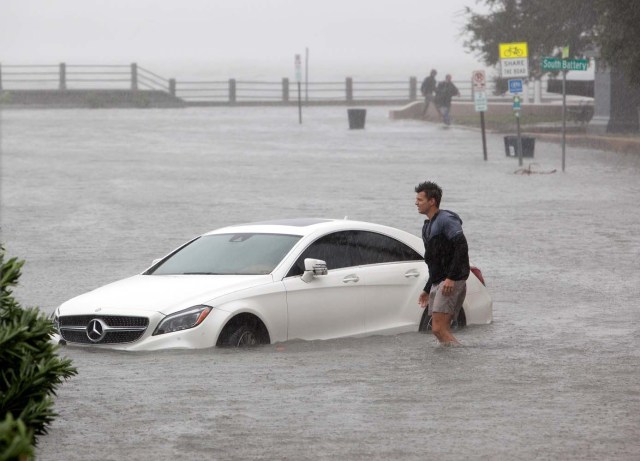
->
[[434, 74, 460, 125], [420, 69, 438, 117], [415, 181, 470, 345]]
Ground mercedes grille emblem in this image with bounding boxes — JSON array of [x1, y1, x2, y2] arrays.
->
[[86, 318, 107, 342]]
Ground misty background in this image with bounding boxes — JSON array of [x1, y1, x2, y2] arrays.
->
[[1, 0, 488, 81]]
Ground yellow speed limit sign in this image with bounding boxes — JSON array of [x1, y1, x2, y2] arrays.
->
[[499, 42, 528, 59]]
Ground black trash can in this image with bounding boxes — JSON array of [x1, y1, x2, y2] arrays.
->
[[504, 136, 535, 157], [348, 108, 367, 129]]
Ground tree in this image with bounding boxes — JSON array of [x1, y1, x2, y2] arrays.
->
[[0, 246, 77, 459], [462, 0, 598, 79], [594, 0, 640, 87], [462, 0, 640, 88]]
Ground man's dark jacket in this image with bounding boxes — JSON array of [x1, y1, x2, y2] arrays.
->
[[421, 76, 436, 96], [421, 209, 470, 293]]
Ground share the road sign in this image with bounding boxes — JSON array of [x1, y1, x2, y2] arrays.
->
[[541, 57, 589, 72], [500, 42, 529, 78]]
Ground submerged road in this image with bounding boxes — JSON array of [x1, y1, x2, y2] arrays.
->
[[2, 107, 639, 460]]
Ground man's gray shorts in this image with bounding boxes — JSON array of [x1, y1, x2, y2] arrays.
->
[[428, 280, 467, 317]]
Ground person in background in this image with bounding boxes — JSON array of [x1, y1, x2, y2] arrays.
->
[[415, 181, 470, 345], [434, 74, 460, 125], [420, 69, 439, 117]]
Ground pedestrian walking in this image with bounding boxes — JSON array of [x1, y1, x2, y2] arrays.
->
[[415, 181, 470, 345], [434, 74, 460, 125], [420, 69, 439, 117]]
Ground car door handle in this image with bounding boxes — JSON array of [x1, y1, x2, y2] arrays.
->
[[404, 269, 421, 278], [342, 274, 360, 283]]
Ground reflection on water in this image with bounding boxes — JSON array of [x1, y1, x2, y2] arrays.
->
[[2, 107, 639, 460]]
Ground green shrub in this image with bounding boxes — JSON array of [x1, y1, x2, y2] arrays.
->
[[0, 414, 33, 461], [0, 246, 77, 459], [0, 92, 13, 105]]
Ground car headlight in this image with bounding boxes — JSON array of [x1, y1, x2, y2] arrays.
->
[[152, 305, 212, 336]]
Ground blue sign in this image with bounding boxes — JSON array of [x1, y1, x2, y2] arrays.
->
[[508, 79, 523, 94]]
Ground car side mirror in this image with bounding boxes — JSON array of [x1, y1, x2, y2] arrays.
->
[[301, 258, 328, 283]]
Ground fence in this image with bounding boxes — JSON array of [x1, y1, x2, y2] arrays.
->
[[0, 62, 477, 104], [1, 62, 563, 105], [0, 63, 169, 92]]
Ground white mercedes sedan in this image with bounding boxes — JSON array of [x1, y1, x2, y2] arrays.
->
[[52, 218, 492, 350]]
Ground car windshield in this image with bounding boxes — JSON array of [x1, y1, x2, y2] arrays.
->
[[149, 233, 301, 275]]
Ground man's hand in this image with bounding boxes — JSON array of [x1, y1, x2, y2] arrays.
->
[[441, 278, 455, 296], [418, 291, 428, 308]]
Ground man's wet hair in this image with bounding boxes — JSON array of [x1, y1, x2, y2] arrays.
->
[[415, 181, 442, 207]]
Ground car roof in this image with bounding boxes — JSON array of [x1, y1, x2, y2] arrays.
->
[[204, 218, 414, 239]]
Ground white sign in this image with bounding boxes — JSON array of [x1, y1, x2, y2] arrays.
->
[[472, 70, 486, 91], [500, 58, 529, 78], [294, 54, 302, 82], [474, 91, 487, 112]]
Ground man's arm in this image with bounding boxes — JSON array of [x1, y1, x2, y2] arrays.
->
[[447, 232, 469, 279]]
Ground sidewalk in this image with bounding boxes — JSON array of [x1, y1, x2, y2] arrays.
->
[[519, 125, 640, 155], [390, 101, 640, 155]]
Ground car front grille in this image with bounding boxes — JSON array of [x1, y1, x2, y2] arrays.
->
[[59, 315, 149, 345]]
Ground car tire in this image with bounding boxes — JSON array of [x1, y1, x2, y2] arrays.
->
[[227, 324, 259, 347], [419, 312, 433, 332], [451, 308, 467, 330], [419, 308, 466, 332]]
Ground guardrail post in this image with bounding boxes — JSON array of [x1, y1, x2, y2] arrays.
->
[[346, 77, 353, 102], [131, 63, 138, 90], [282, 78, 289, 102], [59, 63, 66, 90], [409, 76, 417, 100], [229, 79, 236, 103], [0, 63, 3, 91], [169, 79, 176, 97]]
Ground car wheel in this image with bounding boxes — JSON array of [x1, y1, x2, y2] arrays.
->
[[452, 308, 467, 330], [419, 308, 466, 332], [419, 312, 433, 332], [217, 314, 270, 348], [228, 324, 259, 347]]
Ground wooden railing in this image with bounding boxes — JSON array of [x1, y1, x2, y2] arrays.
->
[[0, 63, 170, 92], [2, 62, 565, 106]]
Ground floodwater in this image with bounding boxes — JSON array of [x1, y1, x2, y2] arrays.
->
[[1, 107, 639, 460]]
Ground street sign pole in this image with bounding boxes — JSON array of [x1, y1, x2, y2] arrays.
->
[[481, 111, 487, 161], [295, 54, 302, 124], [500, 43, 528, 166], [516, 111, 523, 166], [562, 69, 567, 172], [472, 70, 488, 161], [541, 49, 590, 172]]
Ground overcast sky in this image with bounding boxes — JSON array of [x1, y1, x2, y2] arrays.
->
[[1, 0, 487, 79]]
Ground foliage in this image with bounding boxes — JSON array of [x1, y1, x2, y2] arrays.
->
[[0, 414, 33, 461], [462, 0, 640, 87], [461, 0, 598, 79], [0, 92, 14, 105], [594, 0, 640, 86], [0, 246, 77, 459]]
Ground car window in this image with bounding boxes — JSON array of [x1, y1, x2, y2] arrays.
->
[[149, 233, 301, 275], [287, 231, 360, 277], [354, 231, 423, 265]]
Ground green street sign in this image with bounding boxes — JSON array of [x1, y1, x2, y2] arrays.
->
[[541, 57, 589, 71], [512, 95, 521, 111]]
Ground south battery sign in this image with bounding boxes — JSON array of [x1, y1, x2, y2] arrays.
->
[[541, 58, 590, 72]]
